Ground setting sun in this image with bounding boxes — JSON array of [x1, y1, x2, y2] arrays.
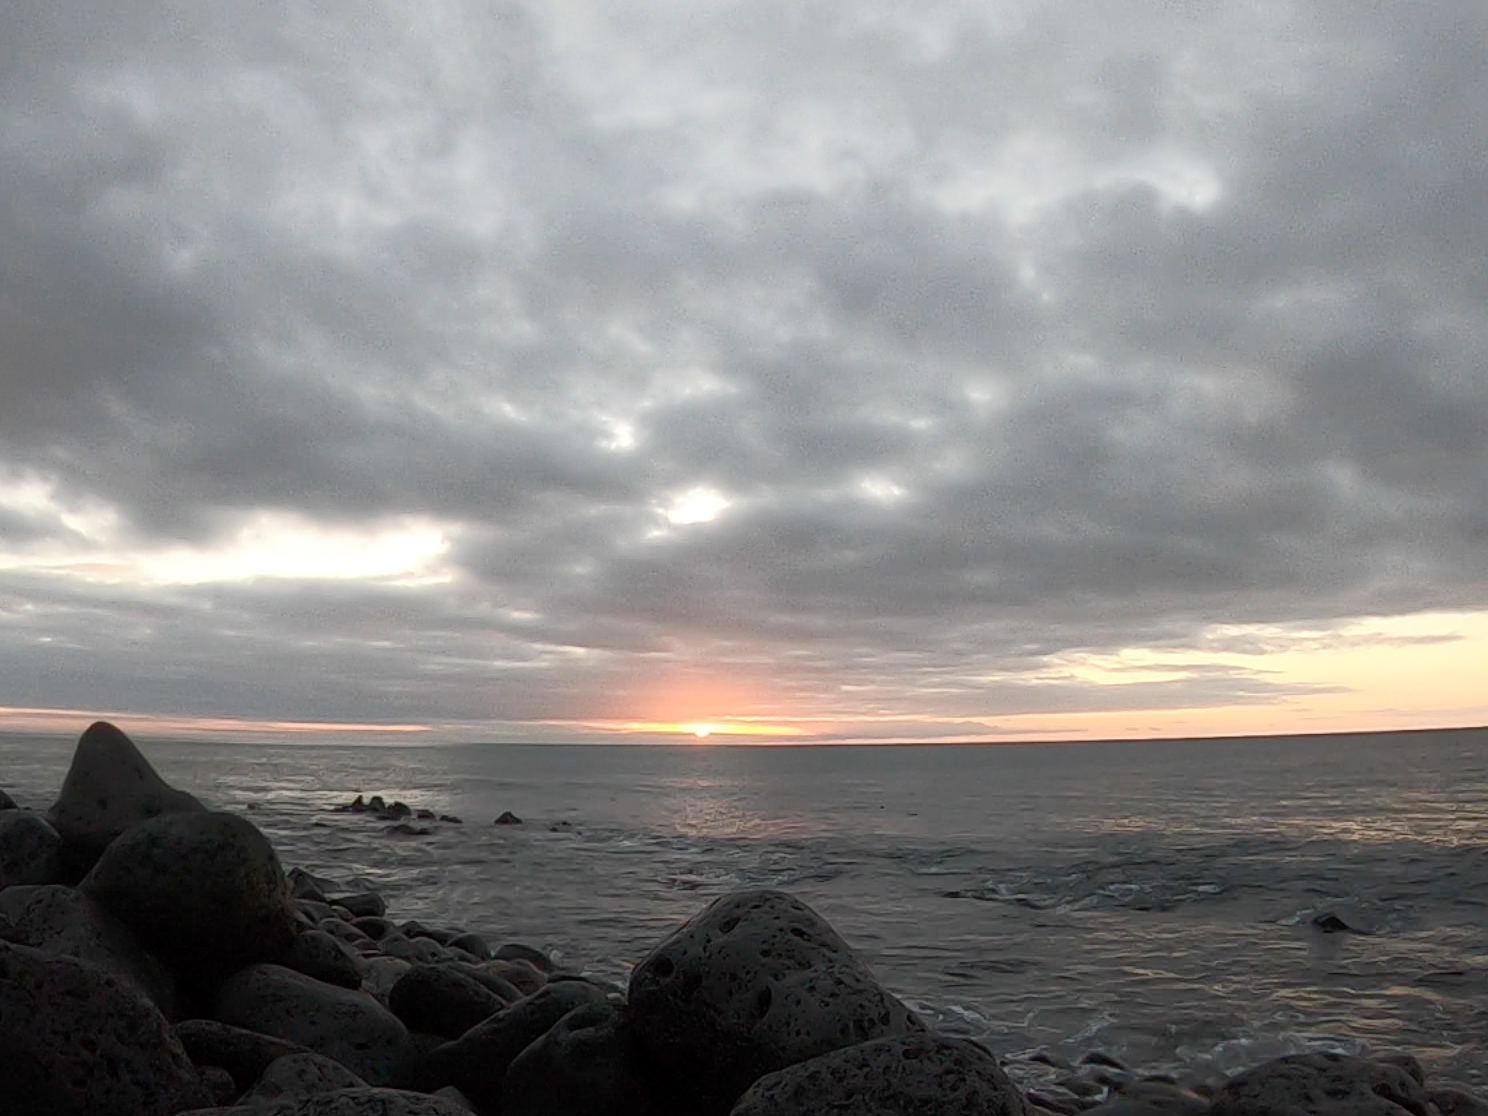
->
[[688, 724, 714, 738]]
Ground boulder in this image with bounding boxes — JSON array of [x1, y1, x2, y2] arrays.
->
[[49, 720, 207, 872], [494, 941, 554, 971], [243, 1052, 369, 1103], [0, 883, 177, 1014], [201, 1064, 241, 1105], [362, 956, 415, 1003], [334, 892, 388, 919], [380, 932, 454, 964], [289, 868, 333, 903], [1208, 1052, 1432, 1116], [215, 963, 413, 1086], [414, 979, 612, 1110], [1433, 1086, 1488, 1116], [0, 939, 210, 1116], [0, 809, 65, 889], [284, 929, 364, 989], [81, 810, 298, 978], [488, 957, 546, 996], [628, 888, 922, 1112], [502, 1002, 660, 1116], [446, 932, 490, 959], [388, 964, 507, 1038], [180, 1087, 475, 1114], [732, 1032, 1030, 1116], [0, 787, 17, 809], [175, 1019, 316, 1092]]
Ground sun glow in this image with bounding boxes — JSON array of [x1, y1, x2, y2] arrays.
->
[[688, 723, 714, 738]]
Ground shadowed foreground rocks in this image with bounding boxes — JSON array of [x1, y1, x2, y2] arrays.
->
[[2, 720, 1486, 1116]]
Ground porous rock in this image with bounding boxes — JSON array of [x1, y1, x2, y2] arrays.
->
[[730, 1031, 1030, 1116], [49, 720, 207, 872], [81, 810, 298, 977], [215, 963, 413, 1086], [181, 1087, 476, 1115], [0, 883, 177, 1014], [175, 1019, 316, 1092], [1208, 1052, 1432, 1116], [388, 963, 507, 1038], [243, 1051, 369, 1103], [0, 809, 65, 889], [284, 928, 365, 989], [502, 1001, 659, 1116], [628, 888, 922, 1112], [0, 939, 210, 1116], [415, 979, 611, 1110]]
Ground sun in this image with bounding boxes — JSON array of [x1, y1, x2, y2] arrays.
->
[[686, 723, 714, 739]]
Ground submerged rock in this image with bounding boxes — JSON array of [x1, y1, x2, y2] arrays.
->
[[1209, 1052, 1430, 1116], [49, 720, 207, 873], [627, 888, 922, 1113], [494, 811, 523, 825]]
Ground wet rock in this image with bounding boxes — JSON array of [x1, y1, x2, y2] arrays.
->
[[388, 963, 507, 1038], [81, 810, 298, 979], [335, 893, 389, 919], [182, 1087, 477, 1114], [215, 963, 413, 1086], [0, 809, 65, 889], [1374, 1053, 1426, 1086], [494, 941, 555, 971], [384, 823, 433, 837], [414, 979, 611, 1111], [503, 1001, 658, 1116], [731, 1032, 1031, 1116], [49, 720, 207, 873], [300, 899, 339, 922], [176, 1019, 317, 1092], [438, 815, 463, 825], [402, 921, 457, 945], [415, 809, 436, 820], [628, 888, 922, 1113], [1208, 1052, 1430, 1116], [0, 939, 210, 1116], [1311, 911, 1374, 934], [284, 929, 364, 989], [488, 957, 547, 996], [494, 811, 523, 825], [243, 1052, 369, 1103], [1082, 1051, 1130, 1071], [289, 868, 333, 903], [383, 802, 413, 820], [1099, 1079, 1210, 1115], [1028, 1089, 1089, 1115], [354, 915, 397, 939], [1432, 1085, 1488, 1116], [0, 883, 177, 1014], [447, 932, 490, 959]]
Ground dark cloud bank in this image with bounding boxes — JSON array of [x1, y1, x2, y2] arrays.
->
[[1, 1, 1485, 737]]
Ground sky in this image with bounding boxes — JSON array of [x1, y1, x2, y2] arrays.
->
[[1, 1, 1486, 745]]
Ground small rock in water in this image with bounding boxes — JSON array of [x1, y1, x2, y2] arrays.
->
[[289, 867, 333, 903], [415, 809, 436, 820], [352, 914, 397, 940], [1081, 1051, 1130, 1070], [1312, 910, 1373, 934], [439, 814, 463, 824], [1209, 1052, 1429, 1116], [494, 810, 523, 825], [384, 822, 434, 837]]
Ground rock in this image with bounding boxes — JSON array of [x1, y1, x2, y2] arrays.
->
[[335, 893, 389, 919], [731, 1032, 1031, 1116], [628, 888, 922, 1113], [488, 957, 546, 996], [402, 920, 456, 945], [447, 932, 490, 959], [0, 883, 177, 1014], [1374, 1053, 1426, 1086], [362, 956, 414, 1003], [215, 963, 414, 1086], [81, 810, 298, 978], [354, 915, 397, 940], [300, 899, 340, 923], [0, 939, 210, 1116], [175, 1019, 317, 1092], [388, 964, 506, 1038], [380, 932, 453, 964], [494, 941, 555, 971], [289, 868, 333, 903], [384, 823, 433, 837], [444, 960, 521, 1003], [1312, 911, 1374, 934], [200, 1064, 241, 1105], [1106, 1079, 1209, 1115], [243, 1052, 369, 1103], [284, 929, 365, 989], [0, 809, 65, 889], [438, 815, 463, 825], [49, 720, 207, 873], [383, 802, 413, 820], [0, 788, 17, 809], [494, 811, 523, 825], [502, 1001, 659, 1116], [1208, 1052, 1431, 1116], [182, 1086, 477, 1114], [1433, 1086, 1488, 1116], [432, 1086, 478, 1112], [321, 917, 372, 945], [416, 809, 436, 820], [414, 979, 612, 1111], [1082, 1051, 1130, 1071]]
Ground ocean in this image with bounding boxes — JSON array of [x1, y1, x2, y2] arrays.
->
[[3, 728, 1486, 1091]]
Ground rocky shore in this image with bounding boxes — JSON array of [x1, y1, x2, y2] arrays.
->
[[1, 722, 1484, 1116]]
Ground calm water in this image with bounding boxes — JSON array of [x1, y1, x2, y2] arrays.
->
[[3, 729, 1487, 1090]]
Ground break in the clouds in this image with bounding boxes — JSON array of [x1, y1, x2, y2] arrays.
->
[[1, 1, 1485, 741]]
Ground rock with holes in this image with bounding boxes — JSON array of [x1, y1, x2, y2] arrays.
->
[[627, 888, 922, 1113], [0, 883, 177, 1015], [731, 1032, 1031, 1116], [414, 979, 612, 1112], [179, 1088, 477, 1115], [1208, 1052, 1431, 1116], [49, 721, 207, 873], [502, 1001, 662, 1116], [0, 809, 65, 889], [80, 810, 298, 979], [215, 963, 414, 1086], [0, 938, 210, 1116]]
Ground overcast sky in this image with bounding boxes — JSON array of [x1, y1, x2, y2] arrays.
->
[[2, 1, 1486, 744]]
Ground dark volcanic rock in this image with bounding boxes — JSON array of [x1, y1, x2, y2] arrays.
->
[[284, 929, 364, 989], [175, 1019, 316, 1092], [628, 888, 922, 1113], [49, 720, 207, 873], [0, 939, 210, 1116], [446, 932, 490, 959], [388, 964, 507, 1037], [0, 883, 177, 1014], [243, 1052, 369, 1103], [289, 868, 333, 903], [183, 1086, 476, 1114], [335, 892, 389, 919], [730, 1032, 1029, 1116], [0, 809, 65, 889], [0, 787, 17, 809], [502, 1002, 660, 1116], [1433, 1085, 1488, 1116], [215, 963, 414, 1086], [81, 810, 298, 978], [1209, 1052, 1431, 1116], [494, 810, 523, 825], [494, 941, 555, 971], [415, 979, 612, 1110], [200, 1064, 241, 1105], [488, 957, 547, 996]]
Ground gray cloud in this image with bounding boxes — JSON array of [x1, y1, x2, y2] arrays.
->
[[1, 1, 1484, 734]]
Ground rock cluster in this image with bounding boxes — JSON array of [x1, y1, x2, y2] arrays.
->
[[1, 720, 1484, 1116]]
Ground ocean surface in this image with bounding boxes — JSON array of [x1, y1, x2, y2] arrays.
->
[[3, 728, 1487, 1092]]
